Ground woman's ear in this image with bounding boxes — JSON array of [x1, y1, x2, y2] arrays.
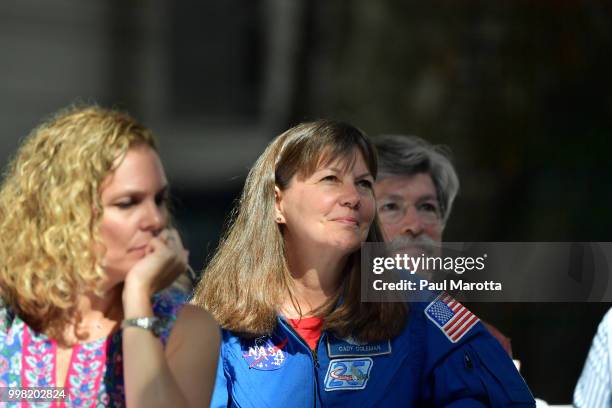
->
[[274, 186, 285, 224]]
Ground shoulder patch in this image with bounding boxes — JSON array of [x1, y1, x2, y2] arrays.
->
[[424, 292, 479, 343], [324, 357, 373, 391]]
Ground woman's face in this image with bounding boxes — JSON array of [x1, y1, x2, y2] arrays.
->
[[276, 148, 375, 255], [98, 145, 168, 284]]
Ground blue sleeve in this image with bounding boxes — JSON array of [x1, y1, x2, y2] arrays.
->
[[428, 333, 534, 407], [210, 338, 231, 408], [417, 300, 535, 407], [574, 308, 612, 407]]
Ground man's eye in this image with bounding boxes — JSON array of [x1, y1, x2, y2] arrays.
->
[[419, 203, 439, 213], [380, 202, 399, 212]]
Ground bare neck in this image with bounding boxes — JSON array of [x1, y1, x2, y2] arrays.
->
[[282, 241, 349, 318], [74, 284, 123, 321], [56, 284, 124, 346]]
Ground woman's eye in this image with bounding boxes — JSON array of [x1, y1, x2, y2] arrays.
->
[[155, 194, 169, 207], [357, 179, 373, 189], [321, 175, 338, 182], [115, 200, 135, 209]]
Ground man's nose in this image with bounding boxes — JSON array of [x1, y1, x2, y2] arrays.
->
[[398, 206, 424, 237]]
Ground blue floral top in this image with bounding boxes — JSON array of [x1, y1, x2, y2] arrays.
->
[[0, 289, 187, 407]]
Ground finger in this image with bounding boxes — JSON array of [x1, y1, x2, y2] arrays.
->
[[160, 228, 184, 249], [165, 235, 177, 248], [158, 229, 173, 244], [167, 228, 185, 249], [147, 236, 168, 252]]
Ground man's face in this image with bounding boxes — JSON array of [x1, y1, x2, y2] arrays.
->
[[374, 173, 444, 243]]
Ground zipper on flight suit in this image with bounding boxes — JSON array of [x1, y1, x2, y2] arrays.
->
[[279, 317, 321, 366], [278, 317, 323, 407]]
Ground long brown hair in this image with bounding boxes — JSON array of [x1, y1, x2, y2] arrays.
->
[[193, 120, 406, 341]]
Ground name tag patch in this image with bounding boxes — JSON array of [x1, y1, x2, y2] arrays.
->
[[327, 334, 392, 358], [324, 358, 373, 391], [242, 336, 288, 370]]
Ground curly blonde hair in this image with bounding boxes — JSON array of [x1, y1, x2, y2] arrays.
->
[[0, 105, 157, 333]]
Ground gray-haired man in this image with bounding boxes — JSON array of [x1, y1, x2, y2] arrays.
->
[[373, 134, 513, 356], [373, 135, 458, 246]]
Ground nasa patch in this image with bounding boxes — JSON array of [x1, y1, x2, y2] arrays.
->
[[242, 336, 288, 370], [324, 358, 373, 391]]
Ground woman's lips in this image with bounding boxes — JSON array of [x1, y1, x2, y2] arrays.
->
[[333, 216, 359, 226], [129, 244, 148, 253]]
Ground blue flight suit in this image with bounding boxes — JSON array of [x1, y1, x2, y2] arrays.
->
[[211, 297, 535, 407]]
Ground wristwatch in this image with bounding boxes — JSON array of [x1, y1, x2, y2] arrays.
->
[[121, 316, 167, 337]]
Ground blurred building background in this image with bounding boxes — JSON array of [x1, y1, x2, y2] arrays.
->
[[1, 0, 611, 403]]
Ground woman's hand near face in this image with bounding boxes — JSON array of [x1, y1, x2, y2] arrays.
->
[[120, 229, 219, 408], [125, 228, 188, 295], [122, 228, 188, 318]]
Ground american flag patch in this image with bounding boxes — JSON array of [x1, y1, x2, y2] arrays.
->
[[424, 292, 480, 343]]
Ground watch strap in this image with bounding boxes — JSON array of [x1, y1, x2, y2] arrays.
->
[[121, 316, 166, 337]]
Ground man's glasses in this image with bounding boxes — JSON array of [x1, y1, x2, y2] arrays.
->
[[377, 199, 443, 226]]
